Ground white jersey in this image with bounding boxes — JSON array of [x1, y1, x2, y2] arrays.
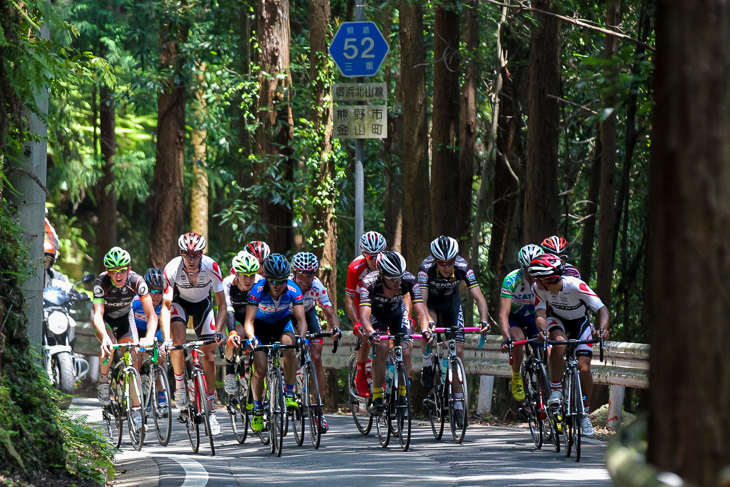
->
[[163, 255, 224, 303], [533, 276, 605, 321], [294, 276, 332, 312]]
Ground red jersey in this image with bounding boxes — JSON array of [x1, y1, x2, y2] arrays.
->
[[345, 255, 374, 319]]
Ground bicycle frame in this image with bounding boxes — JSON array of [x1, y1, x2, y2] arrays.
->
[[103, 342, 145, 450], [140, 342, 171, 446], [372, 332, 412, 451]]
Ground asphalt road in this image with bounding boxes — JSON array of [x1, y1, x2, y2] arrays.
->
[[70, 396, 612, 487]]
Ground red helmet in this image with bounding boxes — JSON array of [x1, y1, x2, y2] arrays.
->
[[527, 253, 565, 278], [178, 232, 206, 253], [540, 236, 568, 256], [245, 241, 271, 263]]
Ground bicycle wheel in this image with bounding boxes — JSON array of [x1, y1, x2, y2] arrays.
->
[[522, 364, 542, 449], [292, 366, 305, 447], [572, 369, 582, 462], [427, 361, 445, 440], [105, 378, 123, 448], [269, 368, 285, 457], [305, 362, 322, 449], [195, 373, 215, 456], [375, 392, 391, 448], [184, 378, 200, 453], [448, 357, 468, 444], [564, 373, 574, 457], [126, 368, 146, 451], [395, 363, 411, 451], [347, 354, 373, 435], [151, 365, 172, 446]]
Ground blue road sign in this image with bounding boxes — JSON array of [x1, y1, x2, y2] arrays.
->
[[329, 21, 389, 77]]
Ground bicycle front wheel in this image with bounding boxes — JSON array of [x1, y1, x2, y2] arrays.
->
[[427, 362, 445, 440], [196, 372, 215, 456], [269, 368, 285, 457], [522, 364, 542, 449], [105, 378, 123, 448], [572, 369, 582, 462], [126, 368, 146, 451], [305, 362, 322, 449], [152, 365, 172, 446], [292, 367, 305, 447], [448, 357, 468, 444], [395, 363, 411, 451], [348, 354, 373, 435]]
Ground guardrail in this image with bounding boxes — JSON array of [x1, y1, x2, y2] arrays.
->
[[75, 326, 648, 425]]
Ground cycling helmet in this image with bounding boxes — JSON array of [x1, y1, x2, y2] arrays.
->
[[527, 253, 565, 278], [144, 268, 165, 290], [232, 251, 260, 275], [540, 235, 568, 256], [263, 253, 291, 280], [517, 244, 544, 268], [430, 235, 459, 261], [377, 251, 407, 278], [178, 232, 206, 253], [104, 246, 131, 269], [291, 252, 319, 272], [246, 240, 271, 263], [359, 231, 386, 254]]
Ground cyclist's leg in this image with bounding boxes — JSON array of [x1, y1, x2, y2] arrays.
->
[[304, 307, 326, 398], [369, 315, 388, 408], [224, 320, 245, 393], [420, 308, 438, 390], [281, 324, 298, 404], [508, 315, 528, 374], [190, 299, 217, 403], [547, 318, 567, 404], [170, 301, 189, 404], [573, 318, 594, 414], [397, 307, 414, 376]]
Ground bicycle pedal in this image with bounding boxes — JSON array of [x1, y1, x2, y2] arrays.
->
[[176, 412, 187, 424]]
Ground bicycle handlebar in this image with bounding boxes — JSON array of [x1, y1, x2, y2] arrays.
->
[[252, 342, 299, 353], [304, 331, 340, 354], [546, 337, 605, 362], [432, 326, 481, 333], [171, 337, 218, 351]]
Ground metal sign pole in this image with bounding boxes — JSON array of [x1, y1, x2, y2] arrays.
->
[[354, 0, 365, 256]]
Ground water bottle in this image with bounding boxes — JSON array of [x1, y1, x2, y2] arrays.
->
[[296, 367, 304, 392], [385, 362, 394, 393], [441, 358, 448, 382], [365, 359, 373, 388]]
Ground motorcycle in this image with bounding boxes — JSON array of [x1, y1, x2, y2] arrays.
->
[[42, 273, 95, 400]]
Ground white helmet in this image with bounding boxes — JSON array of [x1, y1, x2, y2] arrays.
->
[[377, 251, 407, 278], [359, 231, 386, 254], [430, 235, 459, 261]]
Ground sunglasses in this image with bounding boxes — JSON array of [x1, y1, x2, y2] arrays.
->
[[107, 267, 128, 275], [384, 275, 403, 282], [150, 289, 162, 294], [269, 279, 288, 286], [295, 270, 315, 276], [538, 276, 561, 284], [236, 272, 257, 278], [436, 259, 456, 266], [364, 253, 378, 260], [181, 252, 203, 258]]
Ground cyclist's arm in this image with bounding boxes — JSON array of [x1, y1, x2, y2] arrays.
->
[[321, 304, 340, 332], [140, 295, 158, 341], [595, 306, 610, 339], [213, 289, 227, 335], [498, 296, 512, 339], [243, 304, 257, 341], [360, 305, 374, 335], [535, 308, 548, 334], [344, 293, 358, 324], [469, 284, 489, 323], [291, 304, 307, 338], [413, 300, 431, 333], [92, 301, 107, 338], [160, 298, 172, 340]]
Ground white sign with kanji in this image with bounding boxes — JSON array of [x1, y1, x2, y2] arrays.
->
[[333, 104, 388, 139]]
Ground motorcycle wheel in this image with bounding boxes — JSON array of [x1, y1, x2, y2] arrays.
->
[[55, 352, 76, 394]]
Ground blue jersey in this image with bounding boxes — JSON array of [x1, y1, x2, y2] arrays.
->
[[130, 295, 163, 341], [248, 279, 304, 323]]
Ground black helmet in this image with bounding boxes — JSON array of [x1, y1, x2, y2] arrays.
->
[[263, 253, 291, 280], [144, 268, 165, 290]]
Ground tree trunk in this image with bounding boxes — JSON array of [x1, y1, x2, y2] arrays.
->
[[150, 9, 187, 268], [523, 0, 560, 243], [255, 0, 294, 253], [578, 131, 601, 283], [596, 0, 621, 307], [399, 0, 430, 269], [96, 84, 118, 263], [190, 65, 209, 245], [430, 0, 460, 238], [648, 2, 730, 484], [307, 0, 337, 306]]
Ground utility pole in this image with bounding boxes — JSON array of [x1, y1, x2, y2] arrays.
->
[[354, 0, 365, 255]]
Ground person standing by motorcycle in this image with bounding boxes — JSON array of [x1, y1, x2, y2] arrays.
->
[[43, 220, 70, 289], [93, 247, 158, 429]]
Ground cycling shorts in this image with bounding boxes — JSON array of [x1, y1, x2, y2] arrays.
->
[[428, 293, 464, 342], [170, 296, 215, 338], [304, 307, 323, 344], [508, 313, 539, 338], [253, 315, 296, 346], [371, 307, 413, 342], [546, 314, 593, 358], [105, 314, 134, 341]]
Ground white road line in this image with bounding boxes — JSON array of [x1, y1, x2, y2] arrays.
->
[[176, 455, 209, 487]]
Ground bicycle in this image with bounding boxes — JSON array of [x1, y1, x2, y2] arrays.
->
[[546, 337, 604, 462], [423, 326, 478, 443], [508, 337, 557, 451], [102, 342, 146, 450], [172, 337, 218, 456], [291, 331, 339, 449], [225, 343, 253, 444], [347, 335, 373, 435], [252, 341, 298, 457], [370, 332, 413, 452], [140, 341, 172, 446]]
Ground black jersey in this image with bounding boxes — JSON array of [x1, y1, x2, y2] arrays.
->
[[93, 271, 149, 320], [417, 255, 479, 303], [359, 270, 423, 316]]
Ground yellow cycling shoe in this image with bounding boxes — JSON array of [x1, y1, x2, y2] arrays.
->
[[511, 375, 526, 402], [251, 410, 264, 432], [285, 394, 299, 409]]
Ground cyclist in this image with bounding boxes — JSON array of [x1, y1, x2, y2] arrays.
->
[[161, 232, 226, 436], [222, 251, 261, 394], [243, 254, 308, 432], [360, 251, 433, 414], [497, 244, 544, 403], [290, 251, 342, 433], [93, 246, 158, 430], [527, 253, 610, 437], [540, 235, 581, 278], [419, 235, 490, 427], [345, 231, 386, 398], [245, 240, 271, 276], [42, 233, 70, 289]]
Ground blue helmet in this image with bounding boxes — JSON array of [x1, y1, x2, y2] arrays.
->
[[263, 253, 291, 280]]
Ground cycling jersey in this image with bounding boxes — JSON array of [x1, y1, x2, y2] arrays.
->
[[222, 273, 261, 329], [564, 263, 581, 279], [417, 255, 479, 302], [93, 271, 150, 320], [359, 271, 422, 317], [533, 276, 604, 321], [128, 295, 162, 341], [162, 255, 224, 303], [345, 255, 374, 319], [296, 276, 333, 313], [500, 268, 536, 316], [248, 279, 304, 323]]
